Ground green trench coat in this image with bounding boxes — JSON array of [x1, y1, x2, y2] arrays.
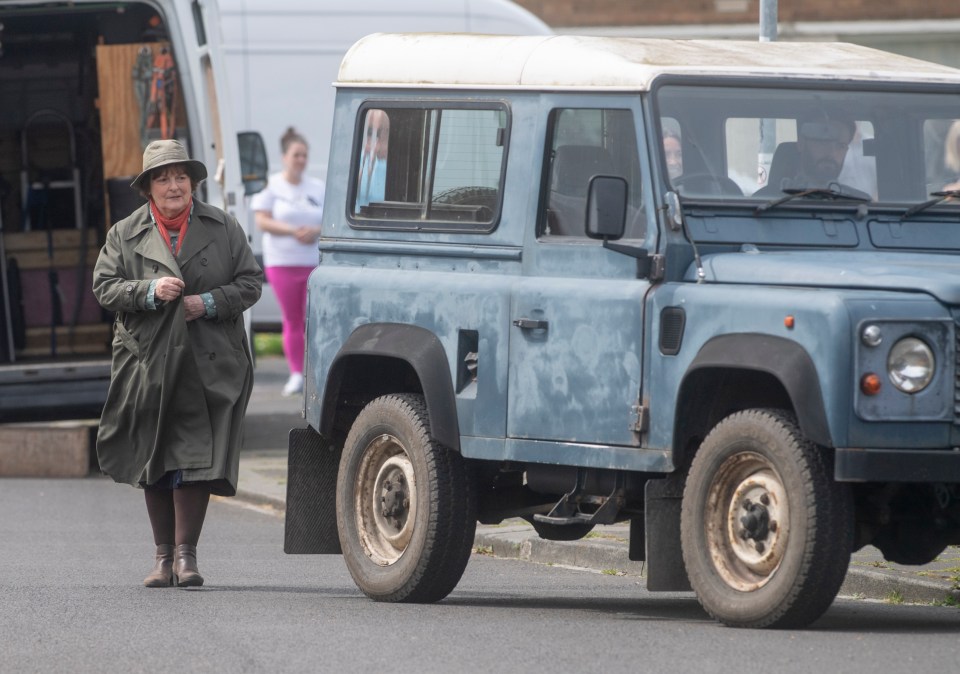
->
[[92, 200, 263, 496]]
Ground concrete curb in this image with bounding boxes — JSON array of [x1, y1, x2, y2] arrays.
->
[[472, 525, 960, 605], [233, 486, 286, 512], [474, 526, 646, 576], [840, 567, 960, 605]]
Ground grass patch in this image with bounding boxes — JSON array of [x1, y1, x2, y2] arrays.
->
[[885, 589, 905, 605], [254, 332, 283, 358], [584, 531, 628, 542], [473, 545, 494, 556], [932, 595, 960, 608], [601, 568, 624, 576]]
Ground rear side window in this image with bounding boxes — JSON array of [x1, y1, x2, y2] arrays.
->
[[350, 104, 508, 231]]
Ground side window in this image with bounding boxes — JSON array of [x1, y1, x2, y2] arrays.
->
[[351, 105, 506, 230], [924, 119, 960, 194], [541, 108, 643, 238]]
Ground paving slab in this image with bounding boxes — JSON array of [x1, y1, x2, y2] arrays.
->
[[0, 419, 95, 477]]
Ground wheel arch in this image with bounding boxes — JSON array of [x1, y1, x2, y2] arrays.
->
[[319, 323, 460, 452], [674, 334, 831, 465]]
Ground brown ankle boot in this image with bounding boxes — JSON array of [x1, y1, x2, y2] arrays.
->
[[173, 544, 204, 587], [143, 544, 175, 588]]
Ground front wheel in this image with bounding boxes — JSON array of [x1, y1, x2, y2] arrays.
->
[[336, 393, 476, 602], [680, 409, 853, 628]]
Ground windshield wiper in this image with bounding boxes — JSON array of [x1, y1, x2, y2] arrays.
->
[[755, 186, 870, 215], [903, 190, 960, 219]]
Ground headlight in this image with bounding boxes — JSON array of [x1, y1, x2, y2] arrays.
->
[[887, 337, 934, 393]]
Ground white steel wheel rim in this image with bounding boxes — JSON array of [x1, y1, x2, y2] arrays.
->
[[704, 451, 789, 592], [355, 434, 418, 566]]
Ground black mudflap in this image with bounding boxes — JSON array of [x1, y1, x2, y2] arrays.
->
[[284, 427, 342, 554], [644, 474, 692, 591]]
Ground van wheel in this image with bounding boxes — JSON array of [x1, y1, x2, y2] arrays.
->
[[336, 393, 476, 602], [680, 409, 853, 628]]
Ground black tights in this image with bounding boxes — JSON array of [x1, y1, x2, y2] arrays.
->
[[144, 483, 211, 547]]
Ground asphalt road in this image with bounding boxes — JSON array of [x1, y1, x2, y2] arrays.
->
[[2, 478, 959, 673]]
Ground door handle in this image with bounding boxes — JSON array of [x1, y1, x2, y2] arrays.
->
[[513, 318, 549, 330]]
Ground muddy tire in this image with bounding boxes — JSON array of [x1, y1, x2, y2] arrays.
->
[[680, 409, 853, 628], [336, 393, 476, 602]]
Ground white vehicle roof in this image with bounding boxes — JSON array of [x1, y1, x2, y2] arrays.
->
[[338, 33, 960, 90]]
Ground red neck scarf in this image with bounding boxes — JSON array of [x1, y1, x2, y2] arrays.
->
[[150, 197, 192, 255]]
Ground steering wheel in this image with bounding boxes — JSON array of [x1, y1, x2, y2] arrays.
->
[[672, 173, 743, 197]]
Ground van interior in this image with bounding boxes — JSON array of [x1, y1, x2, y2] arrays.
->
[[0, 3, 188, 368]]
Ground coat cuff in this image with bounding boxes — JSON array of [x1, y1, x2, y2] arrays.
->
[[146, 280, 159, 310], [200, 292, 218, 319]]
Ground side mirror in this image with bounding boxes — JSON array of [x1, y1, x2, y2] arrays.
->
[[238, 131, 268, 196], [585, 175, 627, 241]]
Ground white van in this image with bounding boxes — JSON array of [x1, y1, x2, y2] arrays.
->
[[218, 0, 551, 330], [0, 0, 266, 420]]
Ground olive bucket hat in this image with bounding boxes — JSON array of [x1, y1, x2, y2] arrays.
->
[[130, 139, 208, 191]]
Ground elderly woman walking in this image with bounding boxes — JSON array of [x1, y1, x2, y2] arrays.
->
[[93, 140, 262, 588]]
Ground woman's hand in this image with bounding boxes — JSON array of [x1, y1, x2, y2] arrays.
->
[[294, 226, 321, 244], [155, 276, 185, 302], [183, 294, 206, 322]]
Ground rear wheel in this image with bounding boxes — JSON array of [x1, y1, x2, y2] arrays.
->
[[336, 393, 476, 602], [681, 409, 853, 628]]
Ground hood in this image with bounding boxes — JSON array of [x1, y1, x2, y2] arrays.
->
[[695, 249, 960, 305]]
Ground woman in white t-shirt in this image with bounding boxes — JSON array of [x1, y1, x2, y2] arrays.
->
[[251, 128, 324, 396]]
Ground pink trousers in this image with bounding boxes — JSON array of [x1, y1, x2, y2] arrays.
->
[[264, 266, 313, 374]]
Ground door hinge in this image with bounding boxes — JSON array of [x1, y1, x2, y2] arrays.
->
[[649, 254, 665, 282], [630, 403, 649, 433]]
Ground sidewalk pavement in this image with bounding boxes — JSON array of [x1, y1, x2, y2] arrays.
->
[[241, 356, 960, 607]]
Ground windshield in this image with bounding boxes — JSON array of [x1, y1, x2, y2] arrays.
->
[[655, 83, 960, 207]]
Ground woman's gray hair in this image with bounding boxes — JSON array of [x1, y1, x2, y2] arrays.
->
[[137, 164, 198, 199]]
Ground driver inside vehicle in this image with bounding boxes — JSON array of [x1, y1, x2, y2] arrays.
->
[[754, 107, 866, 198], [663, 129, 683, 181]]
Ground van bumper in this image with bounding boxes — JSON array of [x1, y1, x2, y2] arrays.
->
[[835, 447, 960, 483]]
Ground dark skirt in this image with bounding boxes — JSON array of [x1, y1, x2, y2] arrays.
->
[[141, 470, 232, 494]]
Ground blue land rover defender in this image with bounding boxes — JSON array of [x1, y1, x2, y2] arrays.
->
[[285, 34, 960, 628]]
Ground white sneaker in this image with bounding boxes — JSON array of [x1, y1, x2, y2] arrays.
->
[[282, 372, 304, 397]]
